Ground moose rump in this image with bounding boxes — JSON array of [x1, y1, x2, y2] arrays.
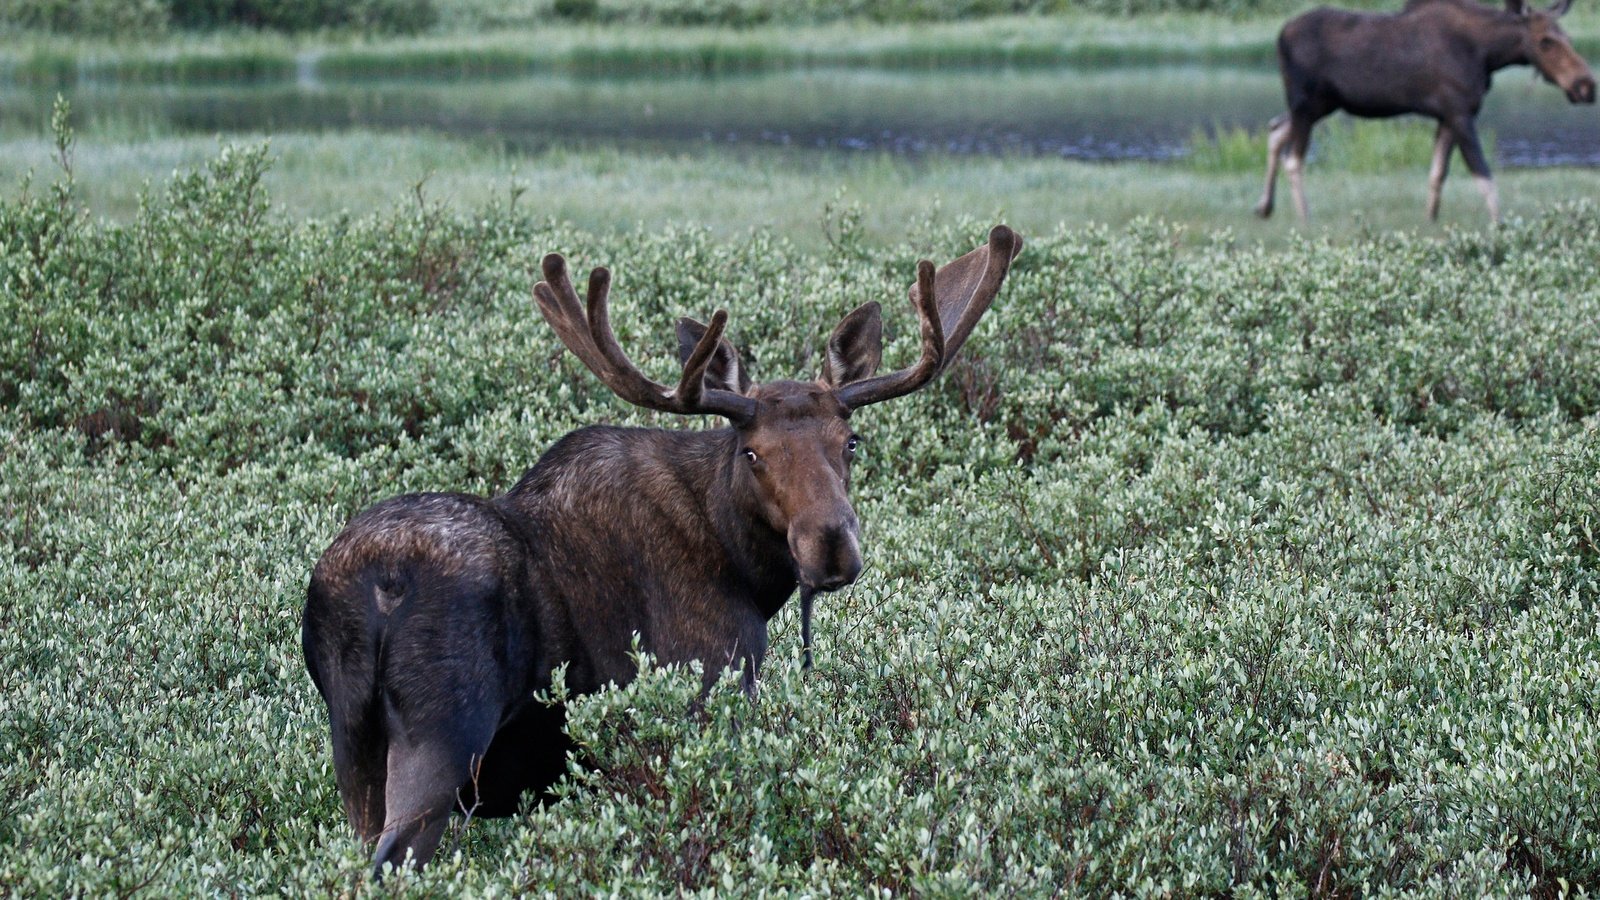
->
[[301, 492, 566, 871]]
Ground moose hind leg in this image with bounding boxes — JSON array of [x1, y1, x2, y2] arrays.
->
[[1255, 114, 1291, 218], [369, 668, 504, 875], [471, 701, 573, 817], [1427, 123, 1455, 221], [371, 729, 493, 875], [330, 717, 388, 844], [1285, 117, 1314, 221]]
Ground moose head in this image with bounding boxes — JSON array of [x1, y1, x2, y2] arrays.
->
[[1510, 0, 1597, 103], [533, 224, 1023, 599]]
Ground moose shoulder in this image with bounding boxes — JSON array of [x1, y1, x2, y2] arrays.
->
[[301, 225, 1023, 875], [1256, 0, 1596, 222]]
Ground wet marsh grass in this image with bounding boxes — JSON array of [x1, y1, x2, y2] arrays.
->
[[0, 16, 1300, 84], [1188, 117, 1487, 175], [4, 7, 1598, 84], [0, 130, 1582, 250], [2, 35, 298, 85], [311, 16, 1288, 78]]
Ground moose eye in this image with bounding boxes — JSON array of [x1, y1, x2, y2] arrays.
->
[[845, 436, 862, 456], [1541, 36, 1558, 49], [742, 448, 760, 464]]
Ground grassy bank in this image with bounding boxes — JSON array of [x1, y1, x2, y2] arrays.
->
[[9, 9, 1600, 83], [3, 141, 1599, 894], [2, 129, 1595, 250], [0, 16, 1280, 84]]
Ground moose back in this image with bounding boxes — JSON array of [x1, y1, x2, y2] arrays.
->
[[301, 226, 1023, 873]]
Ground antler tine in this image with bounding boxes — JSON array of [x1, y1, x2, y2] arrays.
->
[[836, 260, 946, 409], [535, 254, 612, 380], [580, 263, 654, 401], [674, 309, 728, 410], [934, 225, 1020, 376], [536, 252, 755, 421], [834, 225, 1021, 410]]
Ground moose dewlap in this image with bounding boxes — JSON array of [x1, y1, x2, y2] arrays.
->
[[301, 225, 1023, 874]]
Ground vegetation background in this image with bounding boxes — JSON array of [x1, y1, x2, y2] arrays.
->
[[0, 0, 1440, 35], [3, 0, 1599, 895]]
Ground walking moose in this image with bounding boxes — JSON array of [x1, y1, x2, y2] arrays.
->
[[1256, 0, 1595, 222], [301, 226, 1023, 874]]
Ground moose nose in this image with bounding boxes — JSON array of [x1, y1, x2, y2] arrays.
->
[[816, 540, 863, 591], [1572, 76, 1596, 104], [792, 517, 862, 591]]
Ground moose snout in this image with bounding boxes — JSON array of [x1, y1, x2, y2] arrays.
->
[[1570, 75, 1597, 104], [791, 516, 863, 592]]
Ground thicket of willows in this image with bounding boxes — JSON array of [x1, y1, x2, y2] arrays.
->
[[2, 131, 1598, 894]]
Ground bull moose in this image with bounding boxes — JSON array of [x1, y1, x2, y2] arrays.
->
[[301, 226, 1023, 874], [1255, 0, 1596, 222]]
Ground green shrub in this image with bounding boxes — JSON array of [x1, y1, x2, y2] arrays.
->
[[3, 136, 1599, 894]]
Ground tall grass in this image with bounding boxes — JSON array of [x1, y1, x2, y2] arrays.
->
[[6, 11, 1599, 83], [1188, 118, 1497, 174], [2, 36, 298, 85], [2, 16, 1289, 84]]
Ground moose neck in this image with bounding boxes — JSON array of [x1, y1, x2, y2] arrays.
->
[[506, 423, 800, 618], [699, 428, 802, 619], [1479, 9, 1536, 71]]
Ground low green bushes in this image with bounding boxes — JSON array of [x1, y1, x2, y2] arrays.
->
[[2, 132, 1598, 893]]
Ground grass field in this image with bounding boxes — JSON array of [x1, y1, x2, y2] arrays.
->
[[4, 127, 1598, 251], [2, 103, 1599, 893], [7, 10, 1600, 82]]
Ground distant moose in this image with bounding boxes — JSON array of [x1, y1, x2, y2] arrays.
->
[[1255, 0, 1596, 222], [302, 226, 1023, 873]]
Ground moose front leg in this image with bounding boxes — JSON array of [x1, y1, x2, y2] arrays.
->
[[1451, 116, 1499, 223]]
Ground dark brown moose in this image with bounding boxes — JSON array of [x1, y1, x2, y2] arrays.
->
[[301, 226, 1023, 874], [1256, 0, 1595, 222]]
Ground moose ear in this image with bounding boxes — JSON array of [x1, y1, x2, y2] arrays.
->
[[1506, 0, 1530, 14], [1548, 0, 1573, 15], [819, 301, 884, 387], [676, 317, 752, 394]]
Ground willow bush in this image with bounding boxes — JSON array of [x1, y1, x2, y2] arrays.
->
[[2, 134, 1598, 894]]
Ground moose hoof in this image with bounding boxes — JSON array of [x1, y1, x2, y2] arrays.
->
[[1253, 200, 1274, 219]]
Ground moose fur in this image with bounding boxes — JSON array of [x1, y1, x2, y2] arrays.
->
[[1256, 0, 1596, 222], [301, 226, 1023, 874]]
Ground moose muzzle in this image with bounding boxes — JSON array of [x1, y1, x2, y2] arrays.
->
[[790, 511, 863, 592], [1569, 74, 1597, 103]]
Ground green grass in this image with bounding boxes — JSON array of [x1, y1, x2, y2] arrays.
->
[[1189, 117, 1495, 175], [0, 130, 1589, 253], [3, 138, 1600, 894], [0, 14, 1371, 84], [7, 9, 1600, 81]]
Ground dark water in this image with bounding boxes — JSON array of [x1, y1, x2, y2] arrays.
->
[[10, 65, 1600, 166]]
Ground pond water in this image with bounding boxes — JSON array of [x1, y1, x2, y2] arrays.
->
[[12, 64, 1600, 166]]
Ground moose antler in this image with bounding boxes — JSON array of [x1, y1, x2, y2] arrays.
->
[[837, 224, 1022, 409], [534, 254, 757, 422]]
